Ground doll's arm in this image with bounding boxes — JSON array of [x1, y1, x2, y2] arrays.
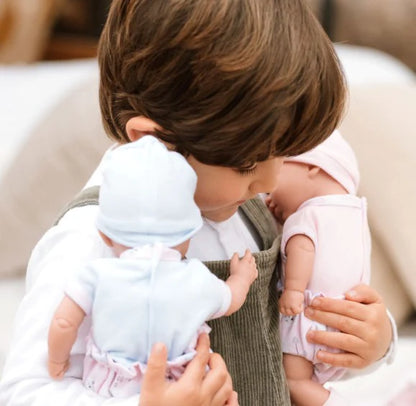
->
[[48, 295, 86, 379], [279, 234, 315, 316], [224, 249, 258, 316]]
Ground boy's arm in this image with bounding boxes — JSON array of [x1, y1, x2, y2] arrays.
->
[[224, 249, 258, 315], [48, 295, 86, 379], [279, 234, 315, 316]]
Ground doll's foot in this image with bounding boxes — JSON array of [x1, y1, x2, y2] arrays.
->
[[323, 388, 350, 406]]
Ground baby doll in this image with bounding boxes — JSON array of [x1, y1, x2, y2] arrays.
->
[[47, 136, 257, 398], [266, 131, 370, 406]]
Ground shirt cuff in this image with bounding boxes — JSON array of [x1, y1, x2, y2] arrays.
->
[[106, 394, 140, 405], [383, 308, 399, 364]]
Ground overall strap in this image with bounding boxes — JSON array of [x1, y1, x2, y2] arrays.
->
[[239, 197, 278, 250], [54, 186, 100, 225]]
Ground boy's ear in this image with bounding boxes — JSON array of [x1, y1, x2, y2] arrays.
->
[[125, 116, 161, 142], [307, 165, 321, 178], [98, 230, 114, 247]]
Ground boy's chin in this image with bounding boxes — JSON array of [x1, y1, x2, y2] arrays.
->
[[201, 206, 239, 222]]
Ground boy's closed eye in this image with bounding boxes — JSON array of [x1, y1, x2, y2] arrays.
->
[[235, 164, 258, 176]]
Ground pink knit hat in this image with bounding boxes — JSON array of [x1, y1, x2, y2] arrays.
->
[[285, 131, 360, 194]]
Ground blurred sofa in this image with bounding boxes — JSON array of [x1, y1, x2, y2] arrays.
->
[[0, 45, 415, 326]]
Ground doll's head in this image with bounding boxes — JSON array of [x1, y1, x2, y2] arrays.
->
[[269, 131, 360, 224], [96, 136, 203, 251]]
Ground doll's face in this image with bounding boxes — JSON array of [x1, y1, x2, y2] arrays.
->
[[269, 161, 314, 224]]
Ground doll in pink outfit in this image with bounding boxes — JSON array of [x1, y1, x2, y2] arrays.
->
[[266, 131, 371, 406]]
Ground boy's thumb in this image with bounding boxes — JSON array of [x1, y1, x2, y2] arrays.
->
[[142, 343, 168, 389]]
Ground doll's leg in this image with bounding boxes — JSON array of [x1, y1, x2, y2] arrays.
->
[[283, 353, 330, 406]]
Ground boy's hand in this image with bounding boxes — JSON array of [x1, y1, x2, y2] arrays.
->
[[48, 359, 69, 380], [230, 249, 258, 285], [140, 333, 237, 406], [304, 284, 392, 369], [279, 289, 304, 316]]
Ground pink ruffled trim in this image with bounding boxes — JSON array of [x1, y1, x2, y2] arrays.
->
[[82, 324, 211, 397]]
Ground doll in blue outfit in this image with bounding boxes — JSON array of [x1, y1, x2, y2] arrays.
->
[[47, 136, 258, 398]]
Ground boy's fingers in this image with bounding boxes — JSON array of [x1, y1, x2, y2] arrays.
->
[[183, 333, 210, 382], [307, 296, 367, 321], [210, 376, 234, 406], [305, 305, 367, 331], [231, 253, 239, 265], [142, 343, 167, 390], [243, 249, 252, 259], [226, 391, 239, 406], [345, 284, 383, 304], [315, 349, 368, 369], [203, 353, 233, 403], [306, 329, 365, 354]]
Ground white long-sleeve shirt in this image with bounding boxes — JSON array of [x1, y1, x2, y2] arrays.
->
[[0, 150, 397, 405]]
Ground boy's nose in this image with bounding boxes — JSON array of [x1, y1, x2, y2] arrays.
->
[[250, 157, 283, 194]]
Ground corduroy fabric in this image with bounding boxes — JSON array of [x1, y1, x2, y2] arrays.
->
[[56, 188, 291, 405]]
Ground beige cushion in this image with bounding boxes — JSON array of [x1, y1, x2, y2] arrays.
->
[[0, 0, 59, 63], [0, 76, 111, 277], [307, 0, 416, 71], [340, 83, 416, 325]]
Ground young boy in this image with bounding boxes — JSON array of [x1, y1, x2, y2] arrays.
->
[[0, 1, 395, 405]]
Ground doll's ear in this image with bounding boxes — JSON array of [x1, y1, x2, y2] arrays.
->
[[307, 165, 321, 178], [98, 230, 114, 247]]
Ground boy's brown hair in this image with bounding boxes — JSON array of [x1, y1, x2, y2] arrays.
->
[[98, 0, 346, 168]]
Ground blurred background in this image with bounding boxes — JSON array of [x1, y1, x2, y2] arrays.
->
[[0, 0, 414, 68], [0, 1, 415, 404]]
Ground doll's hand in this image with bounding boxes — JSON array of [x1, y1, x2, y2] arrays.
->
[[225, 250, 258, 316], [304, 284, 392, 369], [230, 249, 258, 286], [279, 289, 304, 316], [48, 359, 69, 380], [140, 333, 237, 406]]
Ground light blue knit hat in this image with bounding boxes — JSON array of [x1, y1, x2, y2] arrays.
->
[[96, 136, 203, 247]]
